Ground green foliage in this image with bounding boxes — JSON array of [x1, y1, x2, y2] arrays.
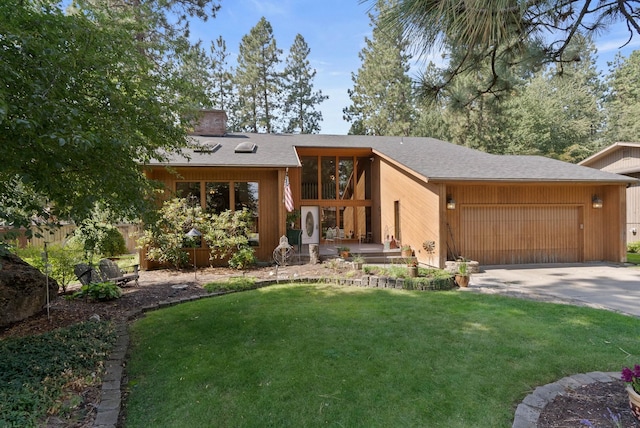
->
[[0, 0, 209, 228], [0, 321, 116, 427], [628, 242, 640, 253], [234, 17, 283, 133], [404, 275, 456, 291], [344, 0, 414, 136], [72, 282, 122, 301], [228, 247, 256, 270], [13, 242, 84, 293], [380, 0, 639, 102], [203, 276, 256, 292], [282, 34, 328, 134], [201, 208, 256, 269], [138, 198, 197, 269], [604, 50, 640, 144], [74, 219, 127, 260]]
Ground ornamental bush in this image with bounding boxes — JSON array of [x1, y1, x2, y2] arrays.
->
[[13, 241, 84, 293], [71, 281, 122, 301]]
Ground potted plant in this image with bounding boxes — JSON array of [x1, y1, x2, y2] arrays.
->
[[337, 246, 350, 259], [400, 245, 412, 258], [352, 254, 365, 270], [454, 259, 470, 287], [622, 364, 640, 421], [406, 258, 418, 278]]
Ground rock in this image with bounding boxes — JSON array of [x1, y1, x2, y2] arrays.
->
[[0, 252, 59, 328], [89, 314, 101, 322]]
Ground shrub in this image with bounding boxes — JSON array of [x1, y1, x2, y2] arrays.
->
[[201, 208, 256, 270], [628, 242, 640, 253], [13, 241, 84, 293], [97, 227, 127, 257], [138, 198, 198, 269], [0, 321, 116, 427], [74, 220, 128, 259], [71, 281, 122, 301], [228, 246, 256, 269], [204, 277, 256, 292]]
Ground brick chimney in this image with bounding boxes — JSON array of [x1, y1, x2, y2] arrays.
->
[[191, 110, 227, 136]]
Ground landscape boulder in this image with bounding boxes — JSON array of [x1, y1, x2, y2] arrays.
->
[[0, 252, 59, 328]]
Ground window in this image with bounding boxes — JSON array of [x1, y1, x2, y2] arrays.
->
[[176, 182, 201, 206], [176, 180, 260, 245], [206, 182, 230, 214], [235, 182, 260, 246], [301, 156, 318, 199]]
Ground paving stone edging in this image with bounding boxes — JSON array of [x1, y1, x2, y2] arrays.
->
[[88, 277, 621, 428], [511, 371, 620, 428]]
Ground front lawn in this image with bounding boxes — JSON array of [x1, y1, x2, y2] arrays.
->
[[125, 284, 640, 427]]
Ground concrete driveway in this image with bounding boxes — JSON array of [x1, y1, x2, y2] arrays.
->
[[470, 262, 640, 317]]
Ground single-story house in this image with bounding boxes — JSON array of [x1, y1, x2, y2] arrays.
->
[[579, 142, 640, 243], [142, 110, 635, 269]]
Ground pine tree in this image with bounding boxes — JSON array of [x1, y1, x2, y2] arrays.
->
[[604, 50, 640, 144], [209, 36, 236, 127], [503, 36, 605, 161], [343, 0, 413, 136], [282, 34, 328, 134], [234, 17, 282, 133]]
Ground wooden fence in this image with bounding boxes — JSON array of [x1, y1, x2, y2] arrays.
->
[[1, 224, 142, 254]]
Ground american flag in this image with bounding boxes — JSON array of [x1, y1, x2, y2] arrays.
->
[[284, 173, 294, 212]]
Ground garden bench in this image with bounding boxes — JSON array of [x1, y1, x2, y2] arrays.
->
[[74, 260, 139, 287], [98, 259, 139, 287]]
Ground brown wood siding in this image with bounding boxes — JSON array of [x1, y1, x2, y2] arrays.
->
[[143, 166, 282, 266], [445, 183, 626, 265], [459, 205, 581, 264], [378, 160, 442, 267], [628, 183, 640, 243], [586, 146, 640, 172]]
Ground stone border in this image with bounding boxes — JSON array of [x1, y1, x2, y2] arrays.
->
[[90, 277, 620, 428], [512, 371, 620, 428]]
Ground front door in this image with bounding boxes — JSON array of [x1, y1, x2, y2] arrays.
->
[[301, 206, 320, 244]]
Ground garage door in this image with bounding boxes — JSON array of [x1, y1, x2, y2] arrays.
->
[[459, 206, 582, 265]]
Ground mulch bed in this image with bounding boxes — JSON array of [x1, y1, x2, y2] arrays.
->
[[538, 379, 640, 427]]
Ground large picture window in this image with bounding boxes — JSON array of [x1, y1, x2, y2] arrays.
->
[[176, 180, 260, 245], [300, 153, 372, 243]]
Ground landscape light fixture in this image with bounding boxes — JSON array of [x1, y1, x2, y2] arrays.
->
[[186, 228, 201, 280], [592, 195, 603, 209]]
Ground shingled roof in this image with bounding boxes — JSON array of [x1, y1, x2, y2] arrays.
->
[[148, 133, 634, 184]]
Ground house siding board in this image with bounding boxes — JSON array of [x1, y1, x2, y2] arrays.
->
[[580, 143, 639, 246], [379, 159, 442, 267], [144, 166, 280, 266], [445, 184, 624, 265]]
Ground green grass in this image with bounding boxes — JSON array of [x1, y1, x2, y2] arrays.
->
[[627, 252, 640, 265], [125, 284, 640, 427]]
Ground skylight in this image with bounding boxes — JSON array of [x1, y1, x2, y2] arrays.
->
[[234, 142, 256, 153], [194, 143, 221, 153]]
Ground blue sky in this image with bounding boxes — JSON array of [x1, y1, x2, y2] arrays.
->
[[189, 0, 640, 135]]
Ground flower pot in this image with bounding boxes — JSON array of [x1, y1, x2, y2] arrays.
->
[[340, 251, 350, 259], [627, 385, 640, 421], [455, 274, 470, 288], [401, 249, 412, 258]]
